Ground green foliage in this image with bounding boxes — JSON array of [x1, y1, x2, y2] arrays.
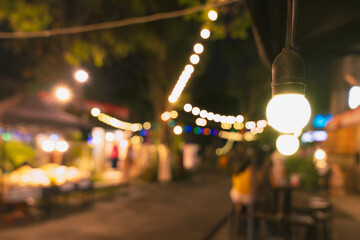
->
[[1, 141, 36, 171], [284, 154, 319, 191], [0, 0, 52, 32]]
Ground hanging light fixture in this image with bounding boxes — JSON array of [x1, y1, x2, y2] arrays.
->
[[266, 0, 311, 134]]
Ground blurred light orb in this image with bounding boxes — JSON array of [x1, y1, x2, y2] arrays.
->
[[276, 135, 299, 156], [184, 64, 194, 74], [168, 95, 177, 103], [55, 87, 71, 102], [91, 107, 101, 117], [236, 115, 244, 123], [184, 125, 192, 133], [74, 69, 89, 83], [214, 114, 221, 122], [234, 122, 244, 130], [348, 86, 360, 109], [92, 136, 102, 145], [190, 54, 200, 64], [245, 121, 256, 130], [161, 111, 171, 121], [200, 28, 211, 39], [257, 120, 267, 128], [143, 122, 151, 130], [42, 140, 55, 152], [207, 112, 214, 121], [105, 132, 115, 142], [208, 10, 218, 21], [184, 103, 192, 112], [56, 140, 69, 152], [120, 139, 128, 148], [193, 43, 204, 54], [266, 94, 311, 133], [170, 110, 178, 119], [196, 118, 207, 127], [200, 110, 208, 118], [314, 148, 327, 161], [173, 126, 183, 135], [192, 107, 200, 116]]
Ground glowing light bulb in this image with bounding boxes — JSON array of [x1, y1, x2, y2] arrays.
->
[[200, 29, 210, 39], [55, 87, 71, 102], [208, 10, 218, 21], [314, 148, 327, 161], [91, 108, 101, 117], [276, 135, 300, 156], [143, 122, 151, 130], [170, 110, 178, 119], [348, 86, 360, 109], [74, 69, 89, 83], [56, 140, 69, 152], [42, 140, 55, 152], [200, 110, 208, 118], [192, 107, 200, 116], [207, 112, 214, 121], [193, 43, 204, 54], [161, 111, 171, 121], [184, 64, 194, 74], [236, 115, 244, 123], [266, 94, 311, 133], [105, 132, 115, 141], [184, 103, 192, 112], [173, 126, 183, 135], [190, 54, 200, 64]]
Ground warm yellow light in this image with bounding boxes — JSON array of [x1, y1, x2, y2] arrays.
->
[[221, 123, 232, 130], [256, 127, 264, 133], [192, 107, 200, 116], [56, 140, 69, 152], [161, 111, 171, 121], [208, 10, 218, 21], [200, 28, 211, 39], [55, 87, 71, 102], [170, 110, 178, 119], [190, 54, 200, 64], [234, 122, 244, 130], [184, 103, 192, 112], [74, 69, 89, 83], [42, 140, 55, 152], [266, 94, 311, 133], [314, 148, 327, 161], [196, 118, 207, 127], [91, 107, 101, 117], [173, 126, 183, 135], [143, 122, 151, 130], [276, 135, 299, 156], [194, 43, 204, 54]]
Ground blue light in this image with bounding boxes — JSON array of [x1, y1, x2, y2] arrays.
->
[[210, 129, 218, 136], [313, 114, 333, 129], [139, 129, 148, 137], [312, 130, 328, 142], [184, 125, 192, 133]]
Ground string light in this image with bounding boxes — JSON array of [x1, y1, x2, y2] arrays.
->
[[200, 28, 211, 39], [184, 103, 192, 112], [208, 10, 218, 21], [216, 140, 234, 156], [193, 43, 204, 54], [190, 54, 200, 64]]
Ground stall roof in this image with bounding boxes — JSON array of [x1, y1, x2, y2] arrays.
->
[[0, 93, 89, 129], [326, 106, 360, 131]]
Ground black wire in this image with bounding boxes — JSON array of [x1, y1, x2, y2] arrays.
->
[[285, 0, 297, 49]]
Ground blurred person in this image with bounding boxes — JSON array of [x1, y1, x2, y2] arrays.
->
[[110, 143, 119, 169]]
